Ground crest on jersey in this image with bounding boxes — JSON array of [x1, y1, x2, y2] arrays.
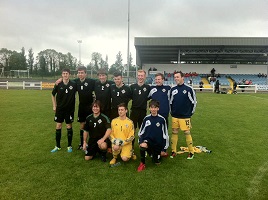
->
[[122, 89, 126, 94], [69, 86, 73, 90], [84, 82, 88, 86], [106, 83, 110, 87], [125, 124, 129, 128], [162, 88, 166, 92], [183, 90, 187, 94], [143, 88, 147, 91], [156, 122, 160, 127], [98, 119, 102, 124], [145, 120, 151, 126]]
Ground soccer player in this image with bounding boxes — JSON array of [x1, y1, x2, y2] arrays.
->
[[82, 100, 111, 162], [148, 73, 171, 126], [148, 73, 171, 157], [137, 100, 169, 172], [55, 66, 95, 150], [94, 68, 114, 119], [75, 66, 95, 149], [170, 71, 197, 159], [110, 72, 131, 120], [109, 103, 135, 165], [130, 69, 150, 130], [51, 68, 77, 153]]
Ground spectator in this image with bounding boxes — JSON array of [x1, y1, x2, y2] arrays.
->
[[199, 80, 204, 91], [214, 80, 220, 93]]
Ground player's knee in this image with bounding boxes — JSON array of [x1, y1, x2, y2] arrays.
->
[[121, 156, 129, 162], [112, 145, 120, 151], [184, 130, 191, 135], [140, 142, 148, 148], [56, 123, 62, 129], [85, 156, 93, 161], [172, 128, 178, 134], [66, 124, 72, 129]]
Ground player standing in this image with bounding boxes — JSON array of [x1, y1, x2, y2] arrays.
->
[[110, 72, 131, 120], [51, 68, 77, 153], [170, 71, 197, 159], [94, 69, 114, 119]]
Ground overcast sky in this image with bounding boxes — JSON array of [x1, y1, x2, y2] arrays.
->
[[1, 0, 267, 66]]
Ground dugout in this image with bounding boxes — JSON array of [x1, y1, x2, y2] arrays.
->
[[134, 37, 268, 76]]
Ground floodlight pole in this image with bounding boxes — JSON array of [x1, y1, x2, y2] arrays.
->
[[77, 40, 82, 65], [127, 0, 130, 83]]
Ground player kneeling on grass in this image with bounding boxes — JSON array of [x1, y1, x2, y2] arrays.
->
[[109, 103, 135, 165], [82, 100, 111, 162], [137, 100, 169, 172]]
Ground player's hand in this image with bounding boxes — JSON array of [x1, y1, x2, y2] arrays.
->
[[55, 78, 63, 85], [97, 138, 105, 146], [83, 142, 87, 151]]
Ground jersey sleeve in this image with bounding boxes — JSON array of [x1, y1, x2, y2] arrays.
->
[[51, 84, 58, 96]]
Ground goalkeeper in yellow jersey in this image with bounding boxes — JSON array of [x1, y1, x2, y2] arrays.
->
[[109, 103, 135, 165]]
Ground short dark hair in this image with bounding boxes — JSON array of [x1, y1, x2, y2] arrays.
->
[[62, 68, 71, 74], [155, 73, 164, 79], [117, 103, 128, 110], [149, 100, 160, 108], [77, 66, 87, 73], [113, 72, 122, 77], [174, 71, 184, 77]]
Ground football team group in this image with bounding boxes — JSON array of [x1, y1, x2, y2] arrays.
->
[[51, 67, 197, 172]]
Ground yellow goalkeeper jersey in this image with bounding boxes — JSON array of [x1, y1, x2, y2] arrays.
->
[[110, 117, 134, 142]]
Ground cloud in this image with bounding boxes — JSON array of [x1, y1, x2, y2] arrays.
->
[[0, 0, 267, 66]]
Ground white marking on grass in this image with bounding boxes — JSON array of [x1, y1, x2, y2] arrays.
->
[[247, 161, 268, 199]]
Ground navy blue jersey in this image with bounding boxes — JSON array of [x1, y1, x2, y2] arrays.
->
[[170, 83, 197, 118], [148, 85, 171, 118], [138, 114, 169, 150], [130, 83, 150, 110]]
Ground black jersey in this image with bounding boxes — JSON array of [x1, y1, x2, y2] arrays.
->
[[84, 113, 111, 139], [74, 78, 95, 106], [94, 80, 114, 111], [52, 80, 76, 112], [110, 84, 132, 109], [130, 83, 150, 110]]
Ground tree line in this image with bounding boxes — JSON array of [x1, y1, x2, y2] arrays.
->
[[0, 47, 137, 77]]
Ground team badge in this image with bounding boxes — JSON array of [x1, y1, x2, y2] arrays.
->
[[162, 88, 166, 92], [69, 86, 73, 90], [98, 119, 102, 124], [143, 88, 147, 91], [183, 90, 187, 94], [122, 89, 125, 94], [106, 83, 110, 87], [156, 122, 160, 127], [145, 120, 151, 126], [84, 82, 88, 86], [125, 124, 129, 128]]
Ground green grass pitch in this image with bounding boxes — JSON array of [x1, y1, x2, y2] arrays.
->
[[0, 90, 268, 200]]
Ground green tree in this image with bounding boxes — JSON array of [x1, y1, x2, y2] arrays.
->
[[91, 52, 102, 72], [0, 48, 13, 71], [114, 51, 123, 72], [27, 48, 34, 74]]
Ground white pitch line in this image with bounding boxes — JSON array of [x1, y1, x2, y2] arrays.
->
[[247, 161, 268, 199]]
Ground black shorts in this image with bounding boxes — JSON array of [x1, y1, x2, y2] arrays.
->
[[54, 109, 74, 124], [77, 104, 92, 122], [141, 141, 162, 163], [85, 138, 108, 157], [130, 108, 147, 130]]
